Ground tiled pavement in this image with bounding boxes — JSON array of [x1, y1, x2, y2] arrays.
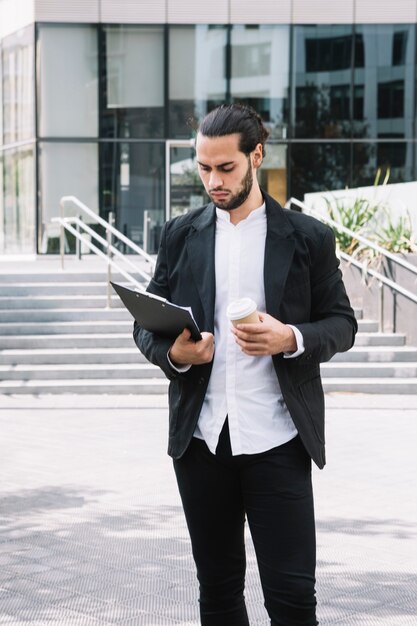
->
[[0, 393, 416, 625]]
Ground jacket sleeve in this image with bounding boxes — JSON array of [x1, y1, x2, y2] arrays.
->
[[293, 227, 358, 364], [133, 223, 190, 381]]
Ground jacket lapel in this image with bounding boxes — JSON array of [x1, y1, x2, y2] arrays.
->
[[185, 204, 216, 332], [264, 194, 295, 319]]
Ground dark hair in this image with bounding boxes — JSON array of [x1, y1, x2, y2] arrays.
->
[[198, 103, 269, 158]]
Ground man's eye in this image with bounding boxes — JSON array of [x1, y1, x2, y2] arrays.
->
[[221, 168, 233, 173]]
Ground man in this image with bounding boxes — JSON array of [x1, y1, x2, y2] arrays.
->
[[134, 104, 357, 626]]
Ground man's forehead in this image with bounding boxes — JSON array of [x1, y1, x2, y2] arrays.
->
[[195, 132, 243, 160]]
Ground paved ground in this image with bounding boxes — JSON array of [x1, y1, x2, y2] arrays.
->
[[0, 393, 416, 625]]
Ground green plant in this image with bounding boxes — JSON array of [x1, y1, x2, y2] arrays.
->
[[376, 209, 417, 254], [324, 195, 379, 257]]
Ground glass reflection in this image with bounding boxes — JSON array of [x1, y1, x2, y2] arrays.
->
[[353, 25, 415, 139], [101, 26, 164, 139], [100, 142, 164, 254], [290, 142, 351, 200], [2, 26, 34, 144], [292, 25, 353, 139], [352, 142, 414, 188], [38, 142, 98, 253], [169, 26, 227, 138], [37, 25, 98, 138], [1, 147, 35, 254], [230, 25, 290, 140]]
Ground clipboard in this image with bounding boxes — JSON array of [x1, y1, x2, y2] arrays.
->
[[111, 282, 202, 341]]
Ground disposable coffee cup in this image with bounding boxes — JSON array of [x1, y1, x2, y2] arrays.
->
[[226, 298, 259, 327]]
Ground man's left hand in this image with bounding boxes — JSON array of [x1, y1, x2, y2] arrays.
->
[[231, 312, 297, 356]]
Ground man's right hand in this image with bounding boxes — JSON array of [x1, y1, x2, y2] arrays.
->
[[168, 328, 215, 367]]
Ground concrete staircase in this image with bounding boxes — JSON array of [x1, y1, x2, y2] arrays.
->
[[1, 260, 417, 394]]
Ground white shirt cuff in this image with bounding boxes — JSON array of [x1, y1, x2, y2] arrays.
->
[[167, 350, 192, 373], [283, 325, 305, 359]]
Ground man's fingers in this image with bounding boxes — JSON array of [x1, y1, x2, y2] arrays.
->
[[235, 322, 265, 334], [179, 328, 192, 342]]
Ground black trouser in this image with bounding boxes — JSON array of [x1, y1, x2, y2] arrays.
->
[[173, 420, 318, 626]]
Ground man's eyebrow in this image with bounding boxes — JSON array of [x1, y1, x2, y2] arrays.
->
[[197, 160, 235, 168]]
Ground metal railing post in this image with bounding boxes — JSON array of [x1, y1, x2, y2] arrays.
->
[[143, 210, 151, 254], [75, 214, 82, 260], [392, 291, 397, 333], [106, 212, 114, 308], [378, 282, 384, 333], [59, 199, 65, 270]]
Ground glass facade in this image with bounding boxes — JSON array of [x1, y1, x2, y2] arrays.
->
[[169, 25, 228, 138], [100, 141, 165, 251], [38, 142, 99, 252], [101, 26, 165, 139], [0, 25, 35, 254], [1, 21, 417, 254], [38, 25, 98, 138]]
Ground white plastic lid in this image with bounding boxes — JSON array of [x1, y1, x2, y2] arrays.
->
[[226, 297, 257, 321]]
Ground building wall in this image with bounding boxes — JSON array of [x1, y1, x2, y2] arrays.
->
[[2, 0, 417, 37], [32, 0, 417, 25]]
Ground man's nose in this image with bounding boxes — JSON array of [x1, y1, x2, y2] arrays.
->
[[209, 170, 223, 189]]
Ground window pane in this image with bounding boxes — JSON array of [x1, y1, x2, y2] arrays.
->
[[102, 26, 164, 139], [353, 142, 414, 187], [38, 25, 98, 138], [292, 25, 353, 139], [231, 25, 289, 140], [100, 142, 164, 254], [169, 25, 227, 138], [1, 146, 35, 254], [290, 143, 351, 200], [39, 143, 98, 251], [2, 26, 34, 144], [353, 25, 415, 140]]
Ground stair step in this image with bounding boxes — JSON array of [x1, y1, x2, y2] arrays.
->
[[0, 334, 136, 349], [323, 378, 417, 394], [331, 346, 417, 362], [356, 320, 379, 332], [0, 321, 133, 335], [354, 333, 406, 346], [0, 363, 163, 381], [0, 378, 169, 394], [0, 296, 123, 309], [0, 347, 145, 365], [0, 283, 117, 296], [0, 309, 131, 322], [0, 271, 147, 284], [321, 362, 417, 378]]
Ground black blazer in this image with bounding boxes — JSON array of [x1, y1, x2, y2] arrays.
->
[[134, 193, 357, 468]]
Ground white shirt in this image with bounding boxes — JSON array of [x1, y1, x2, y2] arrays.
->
[[193, 203, 299, 455]]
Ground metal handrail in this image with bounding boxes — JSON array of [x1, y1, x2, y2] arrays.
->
[[52, 218, 145, 290], [285, 196, 417, 333], [52, 196, 157, 306], [59, 195, 156, 268]]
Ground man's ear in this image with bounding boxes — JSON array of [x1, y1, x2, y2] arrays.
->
[[252, 143, 263, 169]]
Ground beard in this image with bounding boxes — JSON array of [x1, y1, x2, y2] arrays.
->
[[209, 158, 253, 211]]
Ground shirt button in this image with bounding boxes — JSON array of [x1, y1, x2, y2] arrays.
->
[[199, 377, 205, 384]]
